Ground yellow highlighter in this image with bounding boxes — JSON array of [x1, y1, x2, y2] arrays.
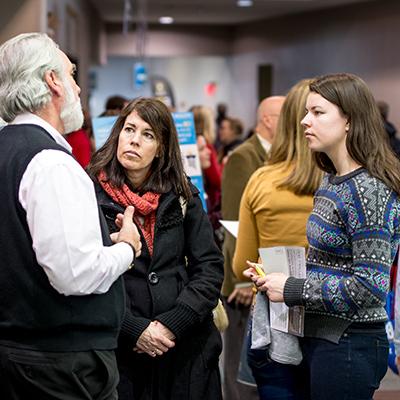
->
[[248, 261, 266, 277], [247, 261, 266, 295]]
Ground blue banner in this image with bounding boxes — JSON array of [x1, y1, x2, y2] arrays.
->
[[173, 112, 207, 211], [91, 116, 118, 150]]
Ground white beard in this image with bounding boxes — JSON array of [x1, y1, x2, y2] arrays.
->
[[60, 77, 84, 134]]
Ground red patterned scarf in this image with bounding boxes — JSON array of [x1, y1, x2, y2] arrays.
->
[[98, 170, 160, 256]]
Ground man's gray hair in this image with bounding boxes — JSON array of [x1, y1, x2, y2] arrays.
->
[[0, 32, 64, 122]]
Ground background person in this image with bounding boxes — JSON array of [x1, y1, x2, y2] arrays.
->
[[215, 102, 228, 150], [65, 109, 93, 168], [191, 105, 221, 211], [218, 117, 244, 167], [99, 95, 129, 117], [191, 104, 223, 247], [377, 100, 400, 158], [246, 73, 400, 400], [88, 97, 224, 400], [221, 95, 285, 400], [0, 32, 141, 400], [234, 80, 322, 399], [196, 134, 212, 170]]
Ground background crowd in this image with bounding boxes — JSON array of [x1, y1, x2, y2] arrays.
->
[[0, 32, 400, 400]]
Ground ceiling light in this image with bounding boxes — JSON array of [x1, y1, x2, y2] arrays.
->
[[237, 0, 253, 7], [159, 16, 174, 24]]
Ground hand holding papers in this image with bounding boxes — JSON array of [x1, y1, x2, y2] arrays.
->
[[258, 247, 306, 336], [245, 256, 304, 365]]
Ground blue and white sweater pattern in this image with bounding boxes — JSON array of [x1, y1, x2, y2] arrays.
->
[[304, 170, 400, 322]]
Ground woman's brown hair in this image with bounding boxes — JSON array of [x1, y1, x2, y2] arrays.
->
[[190, 105, 216, 144], [88, 97, 192, 200], [310, 73, 400, 194], [267, 79, 323, 196]]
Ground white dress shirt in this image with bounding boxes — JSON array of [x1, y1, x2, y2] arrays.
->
[[256, 133, 272, 153], [13, 113, 132, 296]]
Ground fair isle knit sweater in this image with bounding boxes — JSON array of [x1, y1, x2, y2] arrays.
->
[[284, 168, 400, 343]]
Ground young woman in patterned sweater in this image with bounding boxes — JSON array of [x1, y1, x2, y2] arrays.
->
[[245, 73, 400, 399]]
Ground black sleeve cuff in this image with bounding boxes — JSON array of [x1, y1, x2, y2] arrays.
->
[[156, 302, 200, 340], [121, 311, 151, 346], [283, 277, 306, 307]]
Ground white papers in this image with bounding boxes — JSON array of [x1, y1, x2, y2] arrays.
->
[[258, 246, 306, 336], [220, 220, 239, 238]]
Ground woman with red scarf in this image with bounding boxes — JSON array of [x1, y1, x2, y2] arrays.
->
[[88, 98, 223, 400]]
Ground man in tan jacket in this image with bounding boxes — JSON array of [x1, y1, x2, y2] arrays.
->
[[221, 96, 285, 399]]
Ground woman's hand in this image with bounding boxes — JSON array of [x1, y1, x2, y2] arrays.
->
[[243, 263, 288, 302], [135, 321, 175, 357], [396, 355, 400, 370], [262, 273, 288, 302], [227, 286, 254, 307]]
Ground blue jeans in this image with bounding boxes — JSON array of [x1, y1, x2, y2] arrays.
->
[[248, 315, 389, 400], [247, 316, 303, 400], [248, 347, 303, 399], [300, 328, 389, 400]]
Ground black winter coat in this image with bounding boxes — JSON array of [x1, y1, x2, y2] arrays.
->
[[96, 182, 224, 400]]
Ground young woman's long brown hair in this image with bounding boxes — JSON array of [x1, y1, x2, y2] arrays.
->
[[267, 79, 323, 196], [88, 97, 192, 200], [310, 73, 400, 194]]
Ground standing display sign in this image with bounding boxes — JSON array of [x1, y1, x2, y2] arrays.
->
[[172, 112, 207, 210], [91, 116, 117, 150]]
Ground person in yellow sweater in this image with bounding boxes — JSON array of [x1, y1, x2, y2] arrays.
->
[[233, 79, 323, 399]]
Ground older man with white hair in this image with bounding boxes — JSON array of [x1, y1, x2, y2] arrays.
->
[[0, 32, 141, 399]]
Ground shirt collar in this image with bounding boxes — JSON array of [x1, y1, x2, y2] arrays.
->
[[11, 112, 72, 153], [256, 133, 272, 152]]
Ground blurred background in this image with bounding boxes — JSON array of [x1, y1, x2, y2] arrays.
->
[[1, 2, 400, 398], [1, 0, 400, 134]]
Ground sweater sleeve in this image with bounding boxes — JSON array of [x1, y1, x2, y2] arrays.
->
[[155, 193, 224, 340], [120, 309, 151, 346], [284, 276, 306, 307], [395, 261, 400, 355], [232, 174, 261, 281]]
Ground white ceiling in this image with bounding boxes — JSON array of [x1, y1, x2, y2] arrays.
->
[[89, 0, 375, 26]]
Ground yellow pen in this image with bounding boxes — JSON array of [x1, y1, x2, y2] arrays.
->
[[248, 261, 266, 277]]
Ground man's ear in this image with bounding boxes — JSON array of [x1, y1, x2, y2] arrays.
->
[[262, 115, 271, 129], [44, 70, 63, 98]]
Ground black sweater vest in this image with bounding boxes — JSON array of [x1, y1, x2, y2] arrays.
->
[[0, 124, 124, 351]]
